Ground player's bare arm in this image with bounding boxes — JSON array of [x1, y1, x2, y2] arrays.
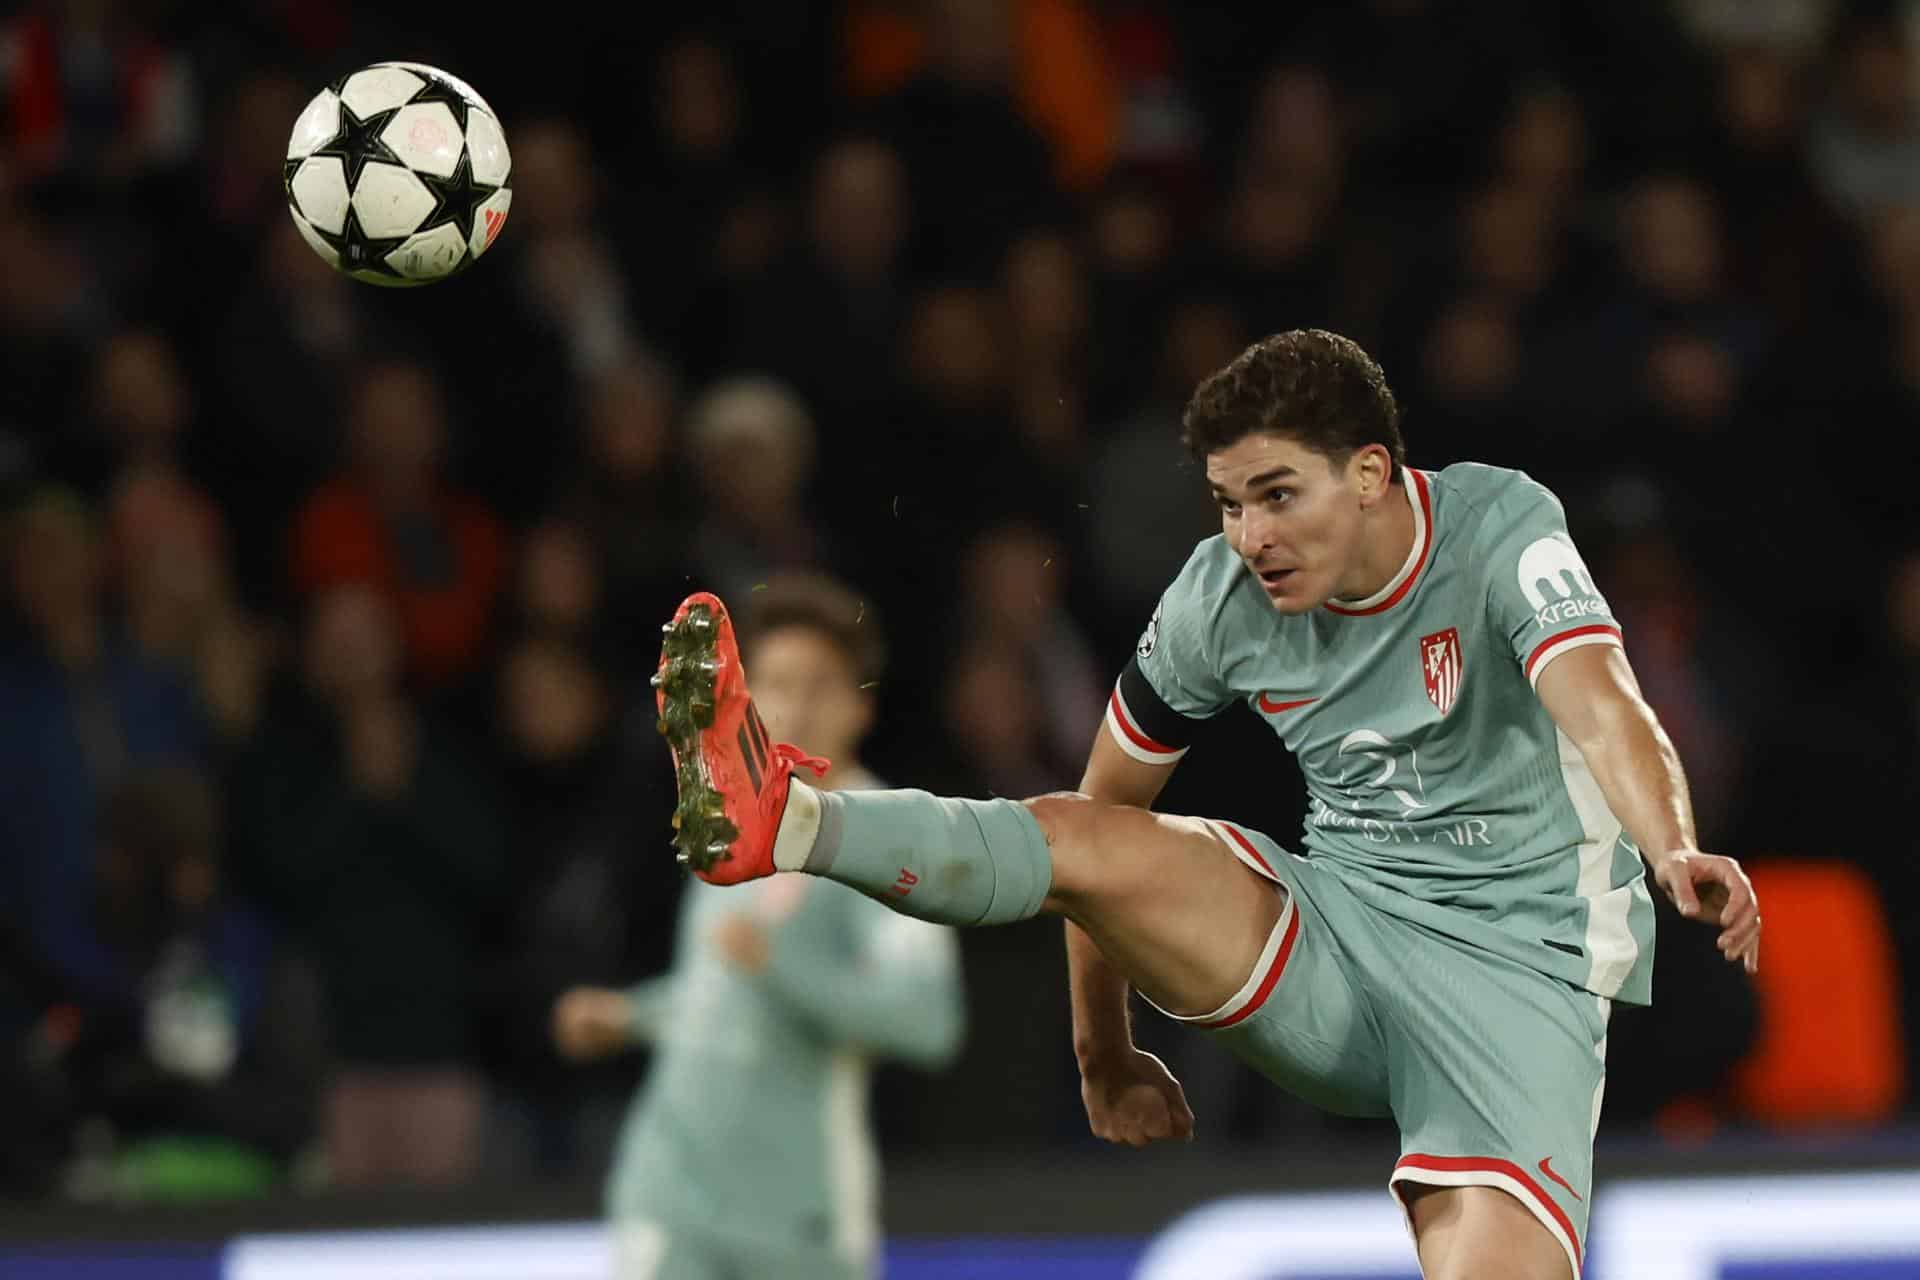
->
[[552, 986, 636, 1061], [1534, 643, 1761, 973], [1068, 727, 1195, 1147]]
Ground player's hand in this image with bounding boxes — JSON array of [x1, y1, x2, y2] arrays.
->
[[1653, 850, 1761, 975], [1080, 1047, 1195, 1147], [551, 986, 633, 1062], [711, 915, 771, 974]]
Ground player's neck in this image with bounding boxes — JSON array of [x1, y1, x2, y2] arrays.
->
[[1338, 479, 1416, 602]]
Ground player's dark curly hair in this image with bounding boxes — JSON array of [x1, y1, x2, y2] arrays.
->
[[739, 571, 887, 688], [1180, 329, 1405, 481]]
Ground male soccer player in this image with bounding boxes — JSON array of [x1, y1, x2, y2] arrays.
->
[[556, 573, 963, 1280], [653, 331, 1761, 1280]]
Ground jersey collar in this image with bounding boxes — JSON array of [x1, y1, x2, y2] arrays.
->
[[1324, 468, 1433, 617]]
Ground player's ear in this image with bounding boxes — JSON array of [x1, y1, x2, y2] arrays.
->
[[1350, 444, 1392, 506]]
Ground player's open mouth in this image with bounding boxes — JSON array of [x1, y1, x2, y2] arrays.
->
[[1258, 569, 1295, 589]]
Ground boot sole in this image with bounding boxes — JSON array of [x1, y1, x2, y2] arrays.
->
[[654, 602, 738, 873]]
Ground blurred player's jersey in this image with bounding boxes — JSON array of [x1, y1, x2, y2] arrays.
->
[[609, 769, 965, 1265], [1110, 463, 1658, 1004]]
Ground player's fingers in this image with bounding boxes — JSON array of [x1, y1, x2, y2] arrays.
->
[[1169, 1092, 1196, 1137], [1713, 862, 1757, 920], [1662, 860, 1701, 917]]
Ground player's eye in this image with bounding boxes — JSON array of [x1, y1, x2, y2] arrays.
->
[[1216, 498, 1240, 515], [1266, 488, 1293, 506]]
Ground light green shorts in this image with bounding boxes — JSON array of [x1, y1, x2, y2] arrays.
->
[[1151, 819, 1610, 1276]]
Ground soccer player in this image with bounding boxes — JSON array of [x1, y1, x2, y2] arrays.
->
[[555, 573, 964, 1280], [653, 331, 1761, 1280]]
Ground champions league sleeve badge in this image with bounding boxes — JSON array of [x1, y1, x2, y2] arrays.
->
[[1138, 605, 1161, 659]]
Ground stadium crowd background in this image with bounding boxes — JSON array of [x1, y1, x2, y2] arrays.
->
[[0, 0, 1916, 1203]]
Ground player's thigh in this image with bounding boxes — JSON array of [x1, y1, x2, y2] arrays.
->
[[1403, 1184, 1572, 1280], [611, 1221, 726, 1280], [1028, 794, 1283, 1018], [1150, 827, 1393, 1119], [1377, 926, 1609, 1278]]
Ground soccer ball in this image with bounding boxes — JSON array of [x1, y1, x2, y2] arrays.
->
[[283, 62, 512, 287]]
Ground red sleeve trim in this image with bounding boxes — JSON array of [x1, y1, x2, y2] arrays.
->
[[1523, 623, 1624, 682]]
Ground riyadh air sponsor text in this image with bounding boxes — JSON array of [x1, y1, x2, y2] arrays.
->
[[1311, 798, 1494, 847]]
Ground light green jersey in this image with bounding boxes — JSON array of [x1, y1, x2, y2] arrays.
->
[[1108, 463, 1657, 1004], [608, 770, 965, 1264]]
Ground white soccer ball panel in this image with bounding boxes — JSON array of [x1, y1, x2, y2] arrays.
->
[[374, 61, 496, 117], [287, 89, 340, 159], [338, 65, 424, 118], [386, 222, 468, 280], [288, 208, 339, 269], [381, 102, 463, 177], [289, 155, 350, 234], [350, 162, 435, 239], [467, 187, 512, 259], [347, 265, 428, 288], [464, 108, 511, 186]]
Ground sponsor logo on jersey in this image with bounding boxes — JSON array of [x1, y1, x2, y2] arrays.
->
[[1257, 692, 1318, 713], [1518, 534, 1602, 611], [1420, 627, 1463, 716], [1534, 597, 1611, 628]]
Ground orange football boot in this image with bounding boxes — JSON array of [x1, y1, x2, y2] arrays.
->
[[653, 592, 828, 883]]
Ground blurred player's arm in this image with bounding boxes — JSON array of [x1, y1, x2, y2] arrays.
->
[[751, 904, 965, 1068], [623, 976, 677, 1043], [1535, 644, 1761, 972], [552, 977, 676, 1061]]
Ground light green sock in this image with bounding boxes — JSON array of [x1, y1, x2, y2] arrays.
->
[[795, 786, 1053, 926]]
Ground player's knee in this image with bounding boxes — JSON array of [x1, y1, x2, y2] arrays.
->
[[1022, 792, 1099, 901], [1023, 792, 1149, 908]]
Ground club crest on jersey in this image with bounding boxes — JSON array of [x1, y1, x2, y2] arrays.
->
[[1420, 627, 1463, 716]]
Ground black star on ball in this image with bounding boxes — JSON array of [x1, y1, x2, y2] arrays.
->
[[334, 202, 407, 281], [312, 97, 402, 188], [414, 147, 497, 244], [401, 77, 471, 132]]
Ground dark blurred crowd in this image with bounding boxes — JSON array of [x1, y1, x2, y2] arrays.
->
[[2, 0, 1918, 1203]]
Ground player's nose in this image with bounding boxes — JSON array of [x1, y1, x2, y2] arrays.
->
[[1237, 513, 1276, 556]]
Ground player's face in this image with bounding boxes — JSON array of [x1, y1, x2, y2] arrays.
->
[[1206, 433, 1390, 613], [745, 625, 873, 763]]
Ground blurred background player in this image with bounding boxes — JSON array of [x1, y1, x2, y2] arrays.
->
[[552, 572, 964, 1280]]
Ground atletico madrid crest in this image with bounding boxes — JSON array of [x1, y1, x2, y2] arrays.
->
[[1420, 627, 1462, 715]]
